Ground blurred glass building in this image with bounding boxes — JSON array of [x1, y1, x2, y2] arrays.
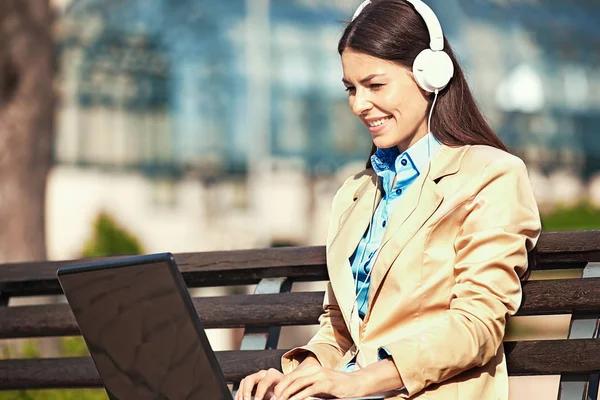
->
[[53, 0, 600, 178], [44, 0, 600, 374]]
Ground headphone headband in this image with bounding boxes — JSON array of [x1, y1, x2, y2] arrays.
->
[[351, 0, 371, 21], [350, 0, 454, 93], [404, 0, 444, 51], [351, 0, 445, 51]]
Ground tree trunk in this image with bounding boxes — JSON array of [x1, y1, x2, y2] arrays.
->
[[0, 0, 54, 263]]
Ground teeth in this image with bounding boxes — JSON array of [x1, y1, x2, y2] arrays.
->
[[367, 116, 391, 127]]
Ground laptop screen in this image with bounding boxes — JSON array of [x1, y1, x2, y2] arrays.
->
[[58, 258, 231, 400]]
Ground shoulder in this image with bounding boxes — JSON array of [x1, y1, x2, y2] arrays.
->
[[325, 168, 376, 242], [330, 168, 375, 209], [461, 145, 528, 178], [462, 145, 525, 169], [444, 145, 536, 208], [456, 146, 537, 212], [337, 168, 375, 193]]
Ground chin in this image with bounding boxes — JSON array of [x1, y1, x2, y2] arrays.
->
[[372, 136, 400, 150]]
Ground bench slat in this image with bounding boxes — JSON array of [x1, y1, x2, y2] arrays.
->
[[1, 278, 600, 339], [537, 231, 600, 261], [0, 231, 598, 297], [518, 277, 600, 315], [0, 249, 328, 297], [504, 339, 600, 375], [0, 260, 589, 297], [0, 292, 323, 339], [0, 350, 285, 390], [0, 339, 599, 390]]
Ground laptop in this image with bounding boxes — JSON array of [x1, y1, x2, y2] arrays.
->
[[57, 253, 384, 400]]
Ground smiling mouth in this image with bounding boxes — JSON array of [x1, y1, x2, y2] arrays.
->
[[366, 116, 392, 127]]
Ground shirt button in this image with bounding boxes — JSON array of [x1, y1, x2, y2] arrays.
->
[[382, 220, 387, 227], [395, 189, 402, 195], [401, 159, 408, 166]]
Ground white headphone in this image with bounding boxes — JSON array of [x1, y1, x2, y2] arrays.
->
[[351, 0, 454, 93]]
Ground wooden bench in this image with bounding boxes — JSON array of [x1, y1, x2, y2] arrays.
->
[[0, 230, 599, 399]]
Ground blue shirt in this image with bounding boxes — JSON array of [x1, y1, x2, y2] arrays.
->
[[343, 133, 441, 375], [350, 133, 442, 319]]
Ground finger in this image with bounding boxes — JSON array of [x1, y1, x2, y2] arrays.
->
[[254, 368, 282, 400], [279, 374, 319, 400], [235, 378, 244, 400], [289, 379, 329, 400], [289, 383, 321, 400], [275, 366, 320, 398], [241, 370, 267, 400], [238, 376, 252, 400]]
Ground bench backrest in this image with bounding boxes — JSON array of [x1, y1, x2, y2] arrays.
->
[[0, 230, 599, 394]]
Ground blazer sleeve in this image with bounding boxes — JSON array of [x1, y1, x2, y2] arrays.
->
[[281, 282, 354, 373], [380, 157, 541, 397]]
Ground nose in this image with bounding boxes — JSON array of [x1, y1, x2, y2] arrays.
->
[[350, 89, 373, 117]]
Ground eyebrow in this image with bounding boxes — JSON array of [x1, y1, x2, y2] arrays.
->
[[342, 73, 386, 85]]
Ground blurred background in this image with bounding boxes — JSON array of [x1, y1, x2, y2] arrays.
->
[[0, 0, 599, 398]]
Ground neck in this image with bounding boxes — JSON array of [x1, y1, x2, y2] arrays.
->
[[396, 124, 429, 154]]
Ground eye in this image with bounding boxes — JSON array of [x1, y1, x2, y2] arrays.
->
[[370, 83, 384, 90], [344, 86, 356, 93]]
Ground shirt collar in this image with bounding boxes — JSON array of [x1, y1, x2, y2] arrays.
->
[[370, 133, 442, 176]]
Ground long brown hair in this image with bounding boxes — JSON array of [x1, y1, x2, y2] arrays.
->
[[338, 0, 539, 281], [338, 0, 509, 169]]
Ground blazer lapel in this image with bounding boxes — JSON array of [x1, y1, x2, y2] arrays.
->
[[327, 173, 381, 337], [365, 145, 469, 316]]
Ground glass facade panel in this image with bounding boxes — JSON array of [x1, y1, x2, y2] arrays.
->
[[54, 0, 600, 177]]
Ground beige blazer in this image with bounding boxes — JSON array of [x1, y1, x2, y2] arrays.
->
[[281, 144, 542, 399]]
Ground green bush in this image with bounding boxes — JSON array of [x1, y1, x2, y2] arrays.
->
[[82, 211, 144, 257], [0, 337, 107, 400], [541, 202, 600, 231], [0, 212, 144, 400]]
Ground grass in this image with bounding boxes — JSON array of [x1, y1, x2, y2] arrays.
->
[[541, 202, 600, 231]]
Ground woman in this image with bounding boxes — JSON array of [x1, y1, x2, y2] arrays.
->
[[236, 0, 541, 399]]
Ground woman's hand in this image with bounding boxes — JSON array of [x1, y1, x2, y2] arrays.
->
[[273, 365, 365, 400], [273, 358, 403, 400], [235, 368, 284, 400], [235, 354, 322, 400]]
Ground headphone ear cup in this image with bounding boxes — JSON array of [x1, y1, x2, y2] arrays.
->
[[413, 49, 454, 92]]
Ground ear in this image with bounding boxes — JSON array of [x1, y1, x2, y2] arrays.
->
[[418, 82, 433, 99], [408, 70, 433, 98]]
